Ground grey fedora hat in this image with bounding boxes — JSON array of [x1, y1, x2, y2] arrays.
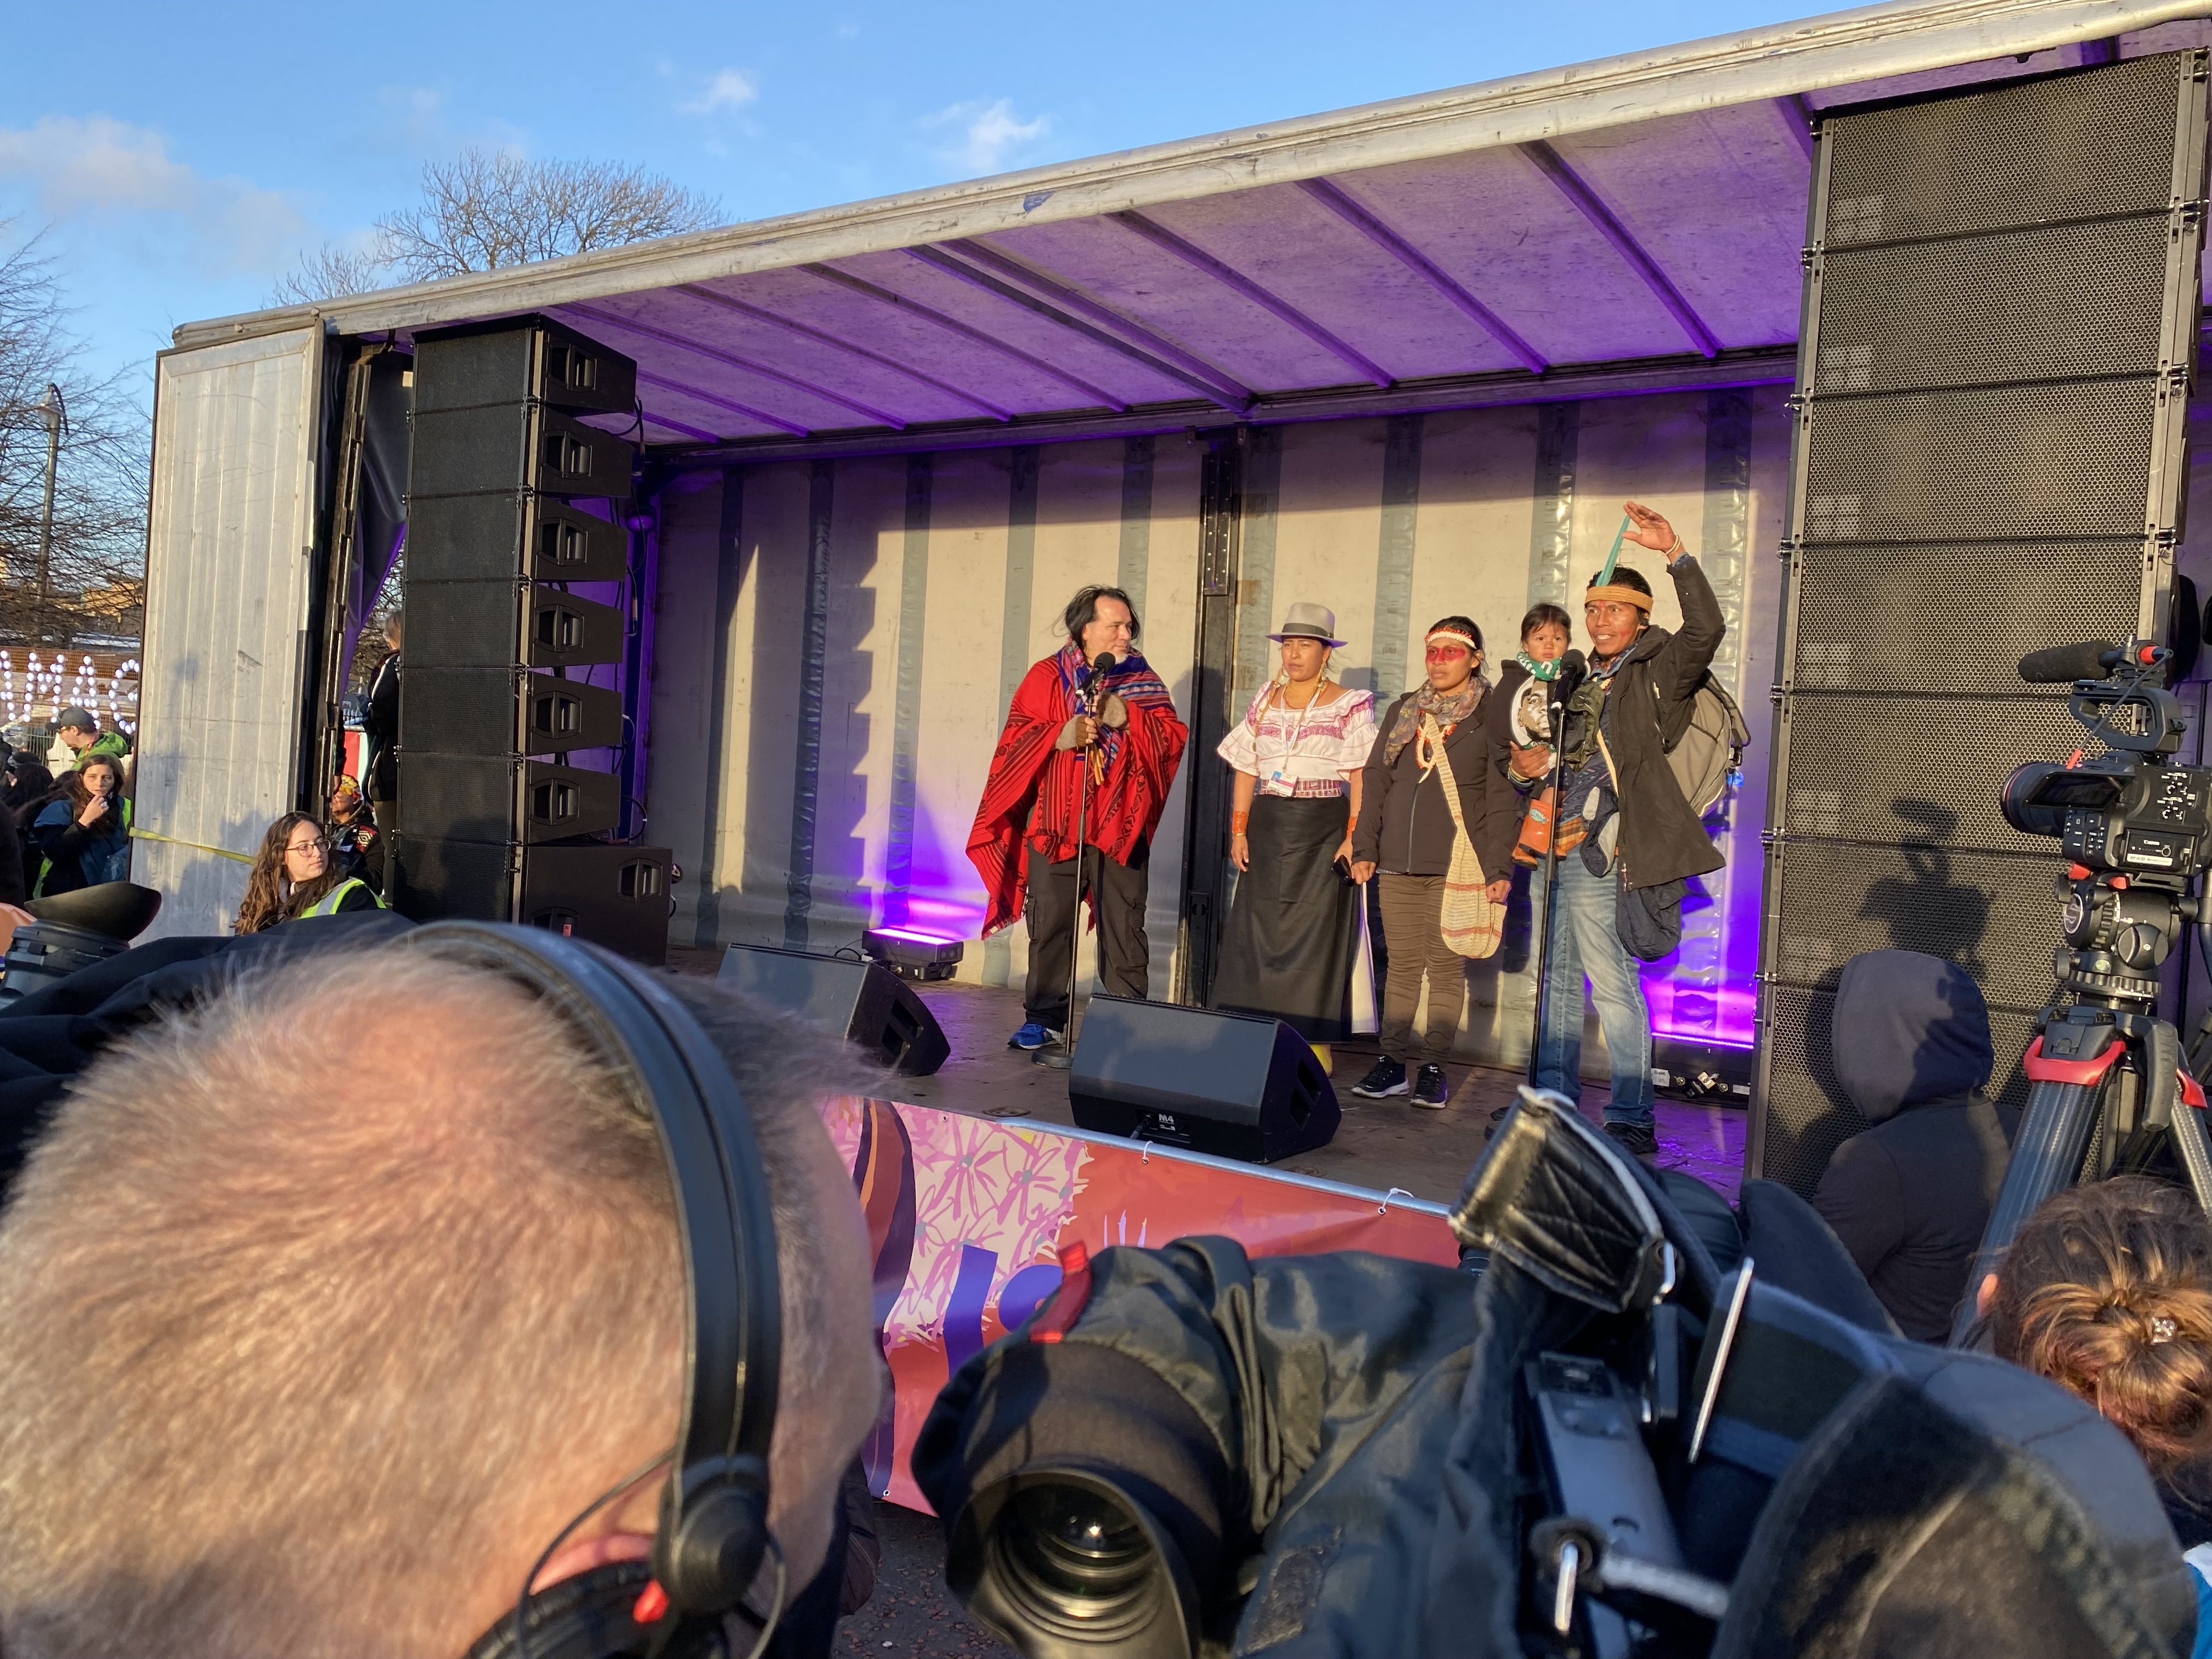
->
[[1267, 602, 1346, 647]]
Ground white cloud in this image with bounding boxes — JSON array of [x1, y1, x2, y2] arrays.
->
[[682, 69, 759, 116], [926, 98, 1051, 176], [0, 115, 312, 275]]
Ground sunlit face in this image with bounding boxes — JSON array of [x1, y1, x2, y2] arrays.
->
[[1523, 622, 1571, 664], [1079, 597, 1136, 663], [1278, 636, 1329, 683], [1424, 636, 1480, 693], [1584, 597, 1645, 660], [283, 825, 329, 885]]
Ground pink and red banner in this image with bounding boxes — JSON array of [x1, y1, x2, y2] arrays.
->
[[821, 1097, 1459, 1511]]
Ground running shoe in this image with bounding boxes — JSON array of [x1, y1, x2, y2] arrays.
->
[[1412, 1064, 1449, 1109], [1350, 1057, 1408, 1098], [1009, 1022, 1062, 1051], [1604, 1120, 1658, 1158]]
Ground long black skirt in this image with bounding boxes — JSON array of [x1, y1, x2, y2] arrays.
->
[[1211, 794, 1361, 1041]]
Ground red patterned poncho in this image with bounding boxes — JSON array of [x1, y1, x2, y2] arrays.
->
[[967, 645, 1188, 936]]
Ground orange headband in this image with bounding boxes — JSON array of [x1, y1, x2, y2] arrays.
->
[[1585, 585, 1654, 612]]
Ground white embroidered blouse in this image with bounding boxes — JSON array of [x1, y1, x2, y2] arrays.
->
[[1216, 683, 1379, 798]]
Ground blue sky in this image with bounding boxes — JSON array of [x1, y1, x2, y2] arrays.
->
[[4, 0, 1831, 389]]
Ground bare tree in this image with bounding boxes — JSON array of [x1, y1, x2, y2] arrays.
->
[[274, 150, 723, 301], [0, 224, 148, 650], [265, 242, 392, 307]]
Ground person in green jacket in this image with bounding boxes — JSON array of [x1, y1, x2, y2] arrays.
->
[[233, 812, 385, 934], [52, 708, 128, 771]]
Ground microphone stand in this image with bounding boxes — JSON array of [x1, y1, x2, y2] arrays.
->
[[1526, 663, 1582, 1090], [1038, 661, 1107, 1072]]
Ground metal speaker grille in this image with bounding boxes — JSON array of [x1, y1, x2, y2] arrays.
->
[[1799, 379, 2157, 543], [1782, 695, 2111, 851], [1788, 542, 2146, 695], [1759, 986, 2036, 1197], [1822, 55, 2182, 247], [1814, 216, 2170, 394], [1767, 838, 2062, 1009]]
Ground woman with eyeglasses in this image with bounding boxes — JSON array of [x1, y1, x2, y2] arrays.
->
[[233, 812, 385, 934], [26, 755, 129, 898]]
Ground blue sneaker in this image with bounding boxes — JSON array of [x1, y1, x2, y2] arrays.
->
[[1009, 1021, 1062, 1051]]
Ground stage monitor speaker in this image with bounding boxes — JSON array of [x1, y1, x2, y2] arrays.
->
[[1066, 995, 1339, 1164], [1753, 53, 2211, 1197], [715, 944, 950, 1077], [392, 839, 672, 966]]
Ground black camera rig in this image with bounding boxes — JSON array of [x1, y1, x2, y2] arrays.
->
[[1956, 642, 2212, 1340]]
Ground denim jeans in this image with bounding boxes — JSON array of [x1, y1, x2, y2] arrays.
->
[[1532, 855, 1654, 1127]]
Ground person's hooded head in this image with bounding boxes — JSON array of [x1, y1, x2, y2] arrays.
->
[[1832, 949, 1994, 1121]]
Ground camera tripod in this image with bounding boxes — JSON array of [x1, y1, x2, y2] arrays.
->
[[1948, 873, 2212, 1345]]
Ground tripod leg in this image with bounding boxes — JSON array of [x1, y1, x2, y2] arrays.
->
[[1949, 1078, 2102, 1347], [2168, 1094, 2212, 1219]]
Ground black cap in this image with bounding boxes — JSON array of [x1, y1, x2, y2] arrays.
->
[[52, 708, 95, 733]]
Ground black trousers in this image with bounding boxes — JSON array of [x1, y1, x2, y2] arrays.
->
[[1023, 843, 1150, 1027]]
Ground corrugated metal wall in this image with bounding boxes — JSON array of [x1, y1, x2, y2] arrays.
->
[[652, 387, 1792, 1065], [136, 329, 325, 939]]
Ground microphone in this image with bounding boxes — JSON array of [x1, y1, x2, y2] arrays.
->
[[2018, 641, 2121, 684], [1081, 651, 1115, 712]]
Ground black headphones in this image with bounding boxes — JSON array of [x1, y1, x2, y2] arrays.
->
[[412, 923, 785, 1659]]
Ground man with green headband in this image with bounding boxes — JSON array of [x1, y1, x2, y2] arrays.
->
[[1520, 499, 1726, 1157]]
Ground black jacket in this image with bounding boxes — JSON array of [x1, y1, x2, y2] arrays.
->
[[364, 652, 400, 804], [1351, 685, 1513, 879], [1812, 949, 2019, 1342], [1589, 554, 1726, 890]]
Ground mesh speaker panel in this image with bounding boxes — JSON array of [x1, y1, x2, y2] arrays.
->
[[1788, 542, 2146, 695], [1799, 378, 2156, 543], [1760, 985, 2036, 1197], [1822, 55, 2182, 247], [1767, 838, 2063, 1009], [1781, 695, 2109, 851], [1814, 215, 2170, 394]]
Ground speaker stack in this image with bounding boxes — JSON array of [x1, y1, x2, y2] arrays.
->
[[394, 315, 673, 964], [1753, 55, 2211, 1195], [1068, 996, 1339, 1164]]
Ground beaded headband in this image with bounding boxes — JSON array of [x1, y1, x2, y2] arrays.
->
[[1425, 629, 1480, 652], [1584, 585, 1655, 613]]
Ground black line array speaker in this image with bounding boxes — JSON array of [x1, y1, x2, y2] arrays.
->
[[715, 944, 951, 1077], [396, 315, 668, 962], [1752, 53, 2212, 1197], [1068, 995, 1340, 1164]]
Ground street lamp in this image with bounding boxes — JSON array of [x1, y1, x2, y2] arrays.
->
[[35, 382, 65, 621]]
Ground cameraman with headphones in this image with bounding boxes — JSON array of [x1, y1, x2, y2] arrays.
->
[[0, 935, 885, 1659]]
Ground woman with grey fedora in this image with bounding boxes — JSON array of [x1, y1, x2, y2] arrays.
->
[[1210, 603, 1378, 1073]]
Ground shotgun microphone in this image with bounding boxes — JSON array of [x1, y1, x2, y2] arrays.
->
[[2018, 641, 2121, 684]]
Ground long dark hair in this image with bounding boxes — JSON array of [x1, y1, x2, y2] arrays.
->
[[235, 811, 346, 935], [36, 759, 122, 838], [1062, 585, 1141, 647]]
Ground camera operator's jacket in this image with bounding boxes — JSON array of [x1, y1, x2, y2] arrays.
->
[[1588, 552, 1726, 891]]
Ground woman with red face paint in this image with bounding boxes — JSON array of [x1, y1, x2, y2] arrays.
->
[[1347, 618, 1513, 1109]]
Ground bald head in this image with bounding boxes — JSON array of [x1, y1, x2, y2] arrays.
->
[[0, 945, 881, 1659]]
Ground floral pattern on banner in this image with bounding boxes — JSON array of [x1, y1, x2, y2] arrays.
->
[[820, 1096, 1088, 1343]]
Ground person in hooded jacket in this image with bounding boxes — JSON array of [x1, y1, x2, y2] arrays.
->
[[1812, 947, 2020, 1342]]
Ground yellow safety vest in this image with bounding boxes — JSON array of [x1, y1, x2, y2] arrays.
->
[[298, 877, 387, 918]]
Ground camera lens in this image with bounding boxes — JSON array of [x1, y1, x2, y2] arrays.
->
[[989, 1480, 1161, 1639]]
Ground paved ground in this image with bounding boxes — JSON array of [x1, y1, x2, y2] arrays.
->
[[832, 1503, 1014, 1657]]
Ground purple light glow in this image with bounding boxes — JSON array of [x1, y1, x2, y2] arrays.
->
[[868, 924, 962, 946]]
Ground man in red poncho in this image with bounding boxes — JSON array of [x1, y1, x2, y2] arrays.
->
[[968, 585, 1188, 1051]]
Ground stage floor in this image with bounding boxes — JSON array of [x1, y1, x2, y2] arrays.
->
[[670, 950, 1747, 1205]]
